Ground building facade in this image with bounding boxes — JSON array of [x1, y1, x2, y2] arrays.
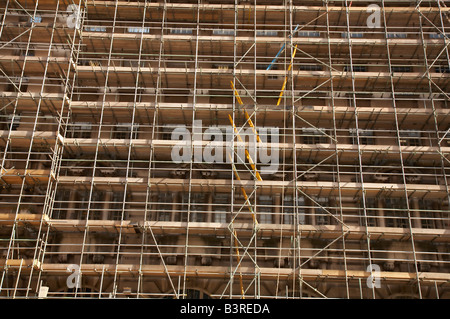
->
[[0, 0, 449, 298]]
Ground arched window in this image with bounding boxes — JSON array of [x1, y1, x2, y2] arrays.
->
[[185, 289, 212, 299]]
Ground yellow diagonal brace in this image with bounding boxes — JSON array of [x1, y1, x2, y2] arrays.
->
[[276, 44, 298, 106], [244, 110, 262, 143], [228, 114, 263, 181], [227, 153, 259, 225], [230, 81, 262, 143], [230, 81, 244, 105]]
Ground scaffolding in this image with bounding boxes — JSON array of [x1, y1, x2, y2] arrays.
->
[[0, 0, 449, 299]]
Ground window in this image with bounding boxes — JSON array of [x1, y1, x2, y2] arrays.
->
[[128, 60, 146, 68], [420, 211, 435, 229], [88, 60, 101, 67], [386, 32, 407, 39], [75, 191, 102, 220], [53, 190, 71, 219], [7, 77, 28, 92], [435, 66, 450, 73], [313, 197, 330, 225], [22, 49, 35, 57], [391, 66, 412, 73], [399, 130, 421, 146], [170, 28, 193, 35], [264, 64, 278, 73], [68, 122, 91, 138], [258, 195, 272, 224], [341, 32, 364, 38], [181, 193, 206, 222], [185, 289, 211, 299], [191, 194, 206, 222], [127, 27, 150, 34], [302, 127, 328, 144], [214, 211, 227, 223], [6, 114, 20, 131], [256, 30, 278, 37], [298, 31, 320, 37], [157, 193, 173, 221], [90, 192, 103, 220], [429, 33, 446, 39], [212, 63, 233, 70], [282, 195, 305, 225], [29, 15, 42, 24], [419, 199, 438, 229], [109, 192, 124, 220], [299, 64, 322, 71], [213, 193, 229, 223], [212, 29, 234, 36], [113, 123, 139, 139], [365, 198, 378, 227], [85, 26, 107, 32], [344, 65, 367, 72], [384, 198, 408, 228], [349, 128, 375, 145]]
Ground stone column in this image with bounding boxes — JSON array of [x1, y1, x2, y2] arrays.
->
[[68, 190, 77, 219], [377, 198, 386, 227], [434, 201, 443, 229], [410, 198, 421, 229], [171, 192, 178, 222], [274, 194, 281, 224], [309, 199, 316, 226], [206, 193, 213, 223], [102, 192, 111, 220]]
